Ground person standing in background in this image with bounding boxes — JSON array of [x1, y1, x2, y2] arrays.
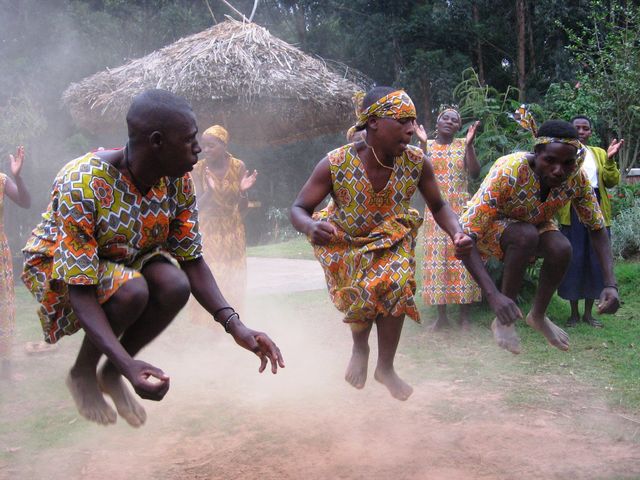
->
[[557, 116, 623, 327]]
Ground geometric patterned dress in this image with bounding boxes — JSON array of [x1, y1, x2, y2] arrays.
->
[[22, 152, 202, 344], [193, 156, 247, 314], [310, 143, 424, 331], [0, 173, 16, 357], [422, 139, 481, 305], [459, 151, 605, 260]]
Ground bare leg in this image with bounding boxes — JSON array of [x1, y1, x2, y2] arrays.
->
[[567, 300, 580, 327], [430, 305, 450, 331], [99, 261, 191, 427], [493, 223, 539, 354], [68, 277, 148, 425], [374, 314, 413, 401], [458, 304, 471, 331], [582, 298, 602, 327], [345, 322, 372, 389], [527, 231, 571, 351]]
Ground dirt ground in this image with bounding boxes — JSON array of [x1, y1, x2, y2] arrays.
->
[[2, 257, 639, 480]]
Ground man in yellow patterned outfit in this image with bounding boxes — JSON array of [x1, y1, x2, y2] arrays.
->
[[23, 90, 283, 427], [460, 120, 620, 354], [290, 87, 519, 401]]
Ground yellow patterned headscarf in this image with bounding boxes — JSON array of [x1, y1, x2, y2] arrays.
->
[[535, 136, 586, 169], [509, 104, 538, 137], [202, 125, 229, 145], [353, 90, 416, 131]]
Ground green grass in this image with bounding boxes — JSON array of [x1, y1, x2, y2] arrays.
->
[[247, 235, 315, 260], [247, 238, 640, 409]]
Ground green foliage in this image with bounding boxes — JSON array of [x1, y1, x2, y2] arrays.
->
[[543, 81, 602, 144], [611, 198, 640, 259], [564, 1, 640, 174], [610, 183, 640, 219], [0, 93, 47, 157], [453, 68, 540, 173]]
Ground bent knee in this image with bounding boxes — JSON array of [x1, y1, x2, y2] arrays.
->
[[501, 223, 539, 252], [145, 264, 191, 308], [543, 232, 572, 262], [112, 277, 149, 310]]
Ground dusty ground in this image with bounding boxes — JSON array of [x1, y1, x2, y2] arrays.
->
[[1, 257, 639, 480]]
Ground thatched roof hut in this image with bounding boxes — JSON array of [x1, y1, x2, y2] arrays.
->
[[62, 19, 371, 146]]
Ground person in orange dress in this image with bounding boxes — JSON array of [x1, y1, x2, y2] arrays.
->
[[0, 146, 31, 379], [191, 125, 256, 318], [291, 87, 519, 401], [416, 107, 482, 330]]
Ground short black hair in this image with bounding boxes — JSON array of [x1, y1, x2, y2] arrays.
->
[[535, 120, 579, 153], [536, 119, 578, 139], [570, 115, 592, 127], [126, 89, 194, 143]]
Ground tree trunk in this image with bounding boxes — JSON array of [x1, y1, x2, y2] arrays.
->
[[526, 0, 536, 75], [516, 0, 526, 101], [472, 2, 485, 85]]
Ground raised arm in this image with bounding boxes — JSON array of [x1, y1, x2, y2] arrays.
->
[[4, 146, 31, 208], [464, 121, 481, 179], [290, 157, 337, 245]]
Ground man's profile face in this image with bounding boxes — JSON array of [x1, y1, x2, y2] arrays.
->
[[159, 111, 201, 177], [534, 142, 579, 188]]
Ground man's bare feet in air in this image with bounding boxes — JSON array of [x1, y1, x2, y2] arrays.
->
[[345, 344, 369, 389], [491, 318, 521, 354], [99, 365, 147, 428], [66, 369, 117, 425], [374, 366, 413, 401], [526, 313, 569, 351]]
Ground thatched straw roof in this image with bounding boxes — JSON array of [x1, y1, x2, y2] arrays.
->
[[62, 18, 371, 146]]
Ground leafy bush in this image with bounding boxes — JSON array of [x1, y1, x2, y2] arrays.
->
[[610, 183, 640, 219], [611, 198, 640, 258]]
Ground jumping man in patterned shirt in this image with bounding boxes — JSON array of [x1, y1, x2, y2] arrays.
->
[[290, 87, 520, 401], [22, 90, 284, 427], [459, 120, 620, 354]]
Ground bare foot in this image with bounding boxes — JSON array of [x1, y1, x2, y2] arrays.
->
[[526, 313, 569, 351], [345, 346, 369, 389], [582, 314, 603, 328], [429, 317, 451, 332], [491, 318, 521, 354], [66, 370, 117, 425], [99, 367, 147, 428], [566, 315, 579, 327], [458, 317, 471, 332], [374, 367, 413, 401]]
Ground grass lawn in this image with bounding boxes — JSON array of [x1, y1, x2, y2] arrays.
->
[[248, 237, 640, 410]]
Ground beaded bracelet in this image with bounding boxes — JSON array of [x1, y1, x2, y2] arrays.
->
[[223, 312, 240, 333], [213, 306, 234, 320]]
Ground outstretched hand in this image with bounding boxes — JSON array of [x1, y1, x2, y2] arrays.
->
[[124, 359, 170, 401], [597, 286, 620, 314], [453, 232, 474, 258], [607, 139, 624, 159], [240, 169, 258, 192], [465, 121, 481, 145], [229, 323, 285, 374], [9, 145, 25, 177]]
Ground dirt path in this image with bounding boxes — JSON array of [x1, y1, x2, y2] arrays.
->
[[2, 258, 640, 480]]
